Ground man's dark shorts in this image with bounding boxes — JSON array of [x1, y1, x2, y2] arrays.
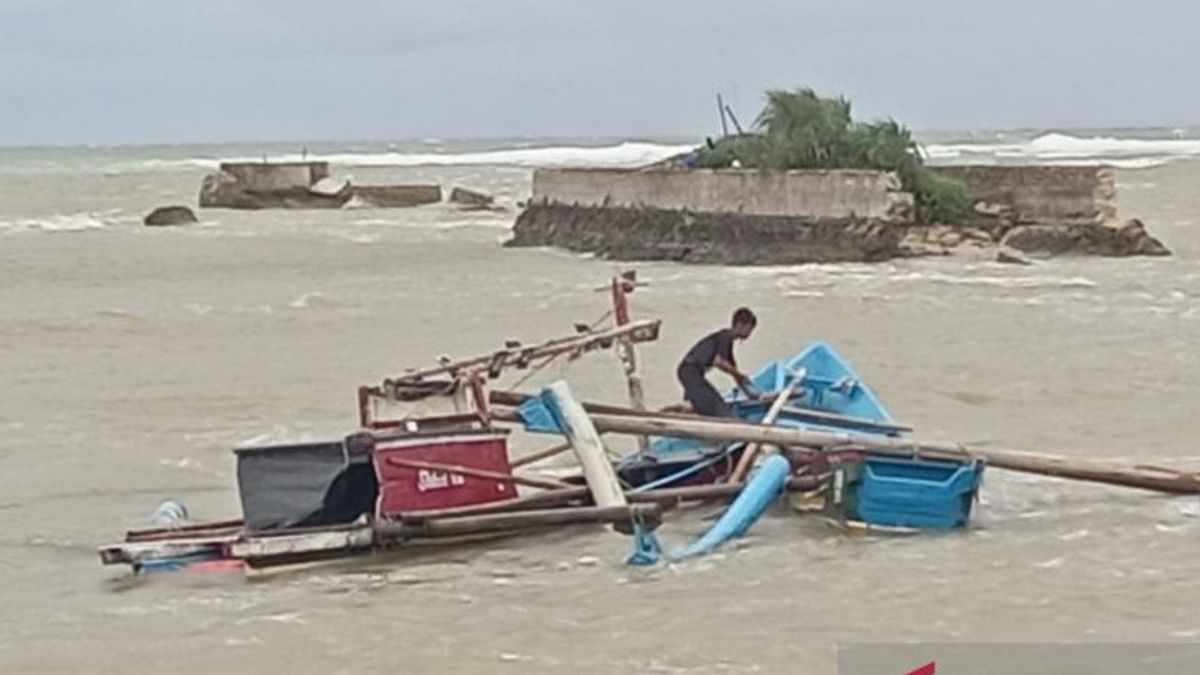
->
[[677, 362, 731, 417]]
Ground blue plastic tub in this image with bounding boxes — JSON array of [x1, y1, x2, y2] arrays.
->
[[836, 455, 984, 529]]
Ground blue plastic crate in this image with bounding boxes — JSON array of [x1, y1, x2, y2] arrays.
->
[[840, 455, 984, 530]]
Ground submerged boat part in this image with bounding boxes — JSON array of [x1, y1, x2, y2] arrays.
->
[[626, 454, 792, 565]]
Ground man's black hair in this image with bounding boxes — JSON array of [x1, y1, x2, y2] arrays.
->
[[732, 307, 757, 327]]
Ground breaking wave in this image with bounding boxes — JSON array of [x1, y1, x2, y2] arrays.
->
[[926, 132, 1200, 168], [13, 132, 1200, 176], [774, 266, 1099, 292], [137, 141, 694, 172], [0, 213, 113, 233], [888, 270, 1099, 290]]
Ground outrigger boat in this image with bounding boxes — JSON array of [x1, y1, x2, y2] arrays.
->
[[99, 273, 1200, 575]]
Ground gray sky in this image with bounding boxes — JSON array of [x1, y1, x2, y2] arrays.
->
[[1, 0, 1197, 145]]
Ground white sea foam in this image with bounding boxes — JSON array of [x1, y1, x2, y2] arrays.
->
[[184, 303, 215, 316], [288, 291, 322, 309], [136, 141, 693, 172], [65, 133, 1200, 174], [777, 267, 1098, 291], [886, 271, 1098, 290], [927, 132, 1200, 168], [345, 233, 381, 245], [0, 213, 111, 233], [286, 291, 346, 310]]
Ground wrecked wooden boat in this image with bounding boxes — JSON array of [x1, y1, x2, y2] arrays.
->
[[99, 305, 668, 574], [99, 272, 1200, 575]]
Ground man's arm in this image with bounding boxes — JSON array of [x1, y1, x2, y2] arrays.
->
[[712, 355, 760, 397]]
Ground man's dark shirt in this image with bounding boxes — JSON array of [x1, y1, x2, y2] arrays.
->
[[680, 328, 737, 372]]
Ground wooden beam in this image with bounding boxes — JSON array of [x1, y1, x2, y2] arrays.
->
[[390, 476, 825, 521], [376, 504, 662, 541], [510, 440, 576, 468], [490, 389, 757, 426], [386, 319, 661, 385], [490, 405, 1200, 495], [611, 275, 649, 453]]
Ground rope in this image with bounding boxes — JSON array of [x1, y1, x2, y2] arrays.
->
[[629, 444, 743, 493]]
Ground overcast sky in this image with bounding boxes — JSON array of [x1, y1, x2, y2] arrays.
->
[[1, 0, 1196, 145]]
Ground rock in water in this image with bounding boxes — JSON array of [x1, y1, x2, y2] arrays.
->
[[995, 246, 1033, 265], [449, 187, 495, 210], [198, 170, 241, 208], [144, 205, 198, 226], [1001, 220, 1171, 257], [1113, 218, 1171, 256]]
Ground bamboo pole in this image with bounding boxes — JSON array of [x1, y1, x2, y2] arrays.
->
[[491, 389, 760, 426], [383, 456, 573, 491], [394, 477, 825, 521], [386, 319, 661, 385], [495, 389, 911, 433], [727, 371, 803, 483], [511, 440, 575, 468], [610, 275, 649, 453], [490, 405, 1200, 495], [375, 504, 662, 541], [544, 381, 628, 508]]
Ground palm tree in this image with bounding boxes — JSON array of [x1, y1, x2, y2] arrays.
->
[[698, 89, 970, 223]]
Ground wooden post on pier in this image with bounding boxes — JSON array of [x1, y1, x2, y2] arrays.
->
[[611, 273, 649, 453]]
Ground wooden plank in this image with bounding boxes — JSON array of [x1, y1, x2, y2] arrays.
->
[[231, 525, 374, 560], [389, 476, 825, 520], [376, 504, 662, 541], [386, 319, 661, 385], [396, 476, 826, 520]]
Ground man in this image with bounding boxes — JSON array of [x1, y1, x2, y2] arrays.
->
[[677, 308, 760, 417]]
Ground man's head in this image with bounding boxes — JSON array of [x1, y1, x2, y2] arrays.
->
[[731, 307, 757, 339]]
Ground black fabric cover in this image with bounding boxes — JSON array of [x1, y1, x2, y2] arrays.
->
[[235, 434, 377, 531]]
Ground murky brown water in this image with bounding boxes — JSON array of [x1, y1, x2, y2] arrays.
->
[[1, 143, 1198, 673]]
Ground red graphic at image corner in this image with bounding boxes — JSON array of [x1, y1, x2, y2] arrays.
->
[[904, 662, 936, 675]]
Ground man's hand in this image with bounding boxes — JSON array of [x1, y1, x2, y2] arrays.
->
[[737, 375, 762, 400]]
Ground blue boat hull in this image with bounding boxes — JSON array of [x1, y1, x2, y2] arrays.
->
[[632, 341, 900, 472]]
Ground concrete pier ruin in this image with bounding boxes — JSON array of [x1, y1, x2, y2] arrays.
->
[[507, 165, 1169, 264], [199, 161, 452, 211]]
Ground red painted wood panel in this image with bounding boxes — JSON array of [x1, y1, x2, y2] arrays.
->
[[374, 434, 514, 514]]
